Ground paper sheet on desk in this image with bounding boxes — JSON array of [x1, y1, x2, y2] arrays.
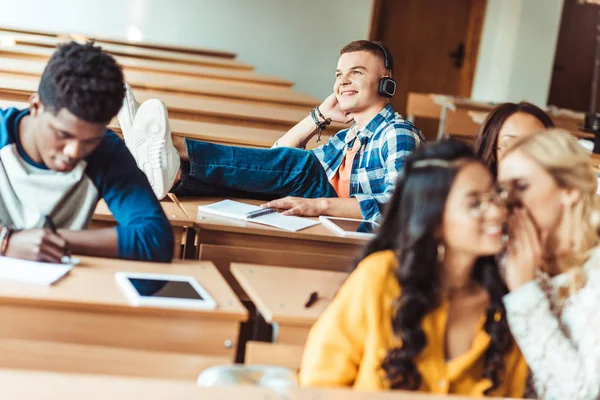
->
[[0, 256, 73, 285], [198, 200, 319, 231]]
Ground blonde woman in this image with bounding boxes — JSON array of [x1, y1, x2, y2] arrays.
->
[[498, 128, 600, 399]]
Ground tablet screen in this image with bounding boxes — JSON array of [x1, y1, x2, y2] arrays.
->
[[127, 278, 204, 300], [329, 218, 379, 234]]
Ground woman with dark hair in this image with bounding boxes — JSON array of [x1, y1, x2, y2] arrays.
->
[[299, 140, 527, 396], [473, 102, 554, 178]]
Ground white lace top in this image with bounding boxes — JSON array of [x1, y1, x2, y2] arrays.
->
[[503, 247, 600, 400]]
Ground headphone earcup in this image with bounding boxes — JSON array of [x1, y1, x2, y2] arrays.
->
[[378, 77, 397, 98]]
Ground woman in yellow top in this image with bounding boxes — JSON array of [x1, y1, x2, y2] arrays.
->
[[299, 140, 528, 396]]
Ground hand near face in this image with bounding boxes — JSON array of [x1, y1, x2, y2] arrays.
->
[[319, 93, 354, 124], [504, 208, 543, 291], [262, 197, 325, 217]]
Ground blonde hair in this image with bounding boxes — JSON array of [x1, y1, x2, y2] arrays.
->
[[504, 128, 600, 266]]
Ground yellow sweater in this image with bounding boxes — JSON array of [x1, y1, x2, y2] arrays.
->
[[299, 250, 528, 397]]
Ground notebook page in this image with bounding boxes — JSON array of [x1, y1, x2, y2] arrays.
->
[[198, 200, 261, 221], [0, 256, 73, 286], [253, 212, 319, 232], [198, 200, 320, 231]]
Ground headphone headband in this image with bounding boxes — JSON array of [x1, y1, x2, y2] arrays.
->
[[373, 42, 393, 71]]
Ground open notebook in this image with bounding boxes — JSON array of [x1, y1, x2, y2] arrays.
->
[[198, 200, 319, 232], [0, 256, 74, 285]]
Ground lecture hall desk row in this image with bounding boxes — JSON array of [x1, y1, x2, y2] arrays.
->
[[0, 256, 246, 381], [0, 55, 317, 108], [0, 26, 239, 59], [0, 369, 524, 400], [0, 73, 344, 133], [0, 99, 330, 150], [0, 31, 251, 70], [0, 38, 292, 87]]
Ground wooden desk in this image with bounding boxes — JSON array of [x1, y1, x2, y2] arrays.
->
[[0, 42, 293, 87], [178, 197, 363, 298], [0, 370, 275, 399], [0, 26, 238, 59], [91, 198, 194, 259], [231, 264, 346, 344], [0, 369, 527, 399], [443, 108, 594, 141], [1, 33, 252, 70], [0, 256, 247, 379], [0, 57, 317, 108], [0, 75, 345, 132], [0, 99, 330, 150]]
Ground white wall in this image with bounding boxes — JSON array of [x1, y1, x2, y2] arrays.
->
[[0, 0, 374, 100], [471, 0, 564, 107]]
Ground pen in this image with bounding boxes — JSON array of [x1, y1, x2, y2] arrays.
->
[[44, 215, 72, 264], [305, 291, 319, 308]]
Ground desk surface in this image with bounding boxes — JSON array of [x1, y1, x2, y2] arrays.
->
[[0, 42, 292, 87], [0, 26, 238, 59], [93, 198, 193, 228], [180, 197, 366, 246], [230, 263, 346, 325], [0, 256, 246, 320], [4, 33, 253, 70], [0, 369, 524, 400], [0, 75, 345, 132], [0, 57, 317, 108]]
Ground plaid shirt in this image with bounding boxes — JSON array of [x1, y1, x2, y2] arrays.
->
[[311, 104, 425, 221]]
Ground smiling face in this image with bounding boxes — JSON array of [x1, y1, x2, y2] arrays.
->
[[442, 162, 506, 257], [29, 98, 107, 172], [498, 149, 578, 248], [334, 50, 388, 114], [496, 112, 546, 161]]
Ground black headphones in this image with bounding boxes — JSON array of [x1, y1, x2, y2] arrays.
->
[[373, 42, 396, 98]]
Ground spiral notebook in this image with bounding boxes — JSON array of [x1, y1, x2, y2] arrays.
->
[[197, 200, 319, 231]]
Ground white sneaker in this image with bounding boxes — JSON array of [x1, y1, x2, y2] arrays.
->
[[117, 83, 140, 148], [129, 99, 180, 200]]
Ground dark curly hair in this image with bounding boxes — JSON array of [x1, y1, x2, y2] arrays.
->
[[473, 102, 553, 178], [356, 139, 513, 394], [38, 41, 125, 124]]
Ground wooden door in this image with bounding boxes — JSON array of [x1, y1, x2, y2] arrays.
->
[[370, 0, 487, 117], [548, 0, 598, 112]]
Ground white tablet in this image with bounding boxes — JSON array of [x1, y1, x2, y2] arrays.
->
[[115, 271, 217, 310], [319, 216, 380, 239]]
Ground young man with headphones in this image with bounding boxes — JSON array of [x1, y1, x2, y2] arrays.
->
[[121, 40, 424, 221]]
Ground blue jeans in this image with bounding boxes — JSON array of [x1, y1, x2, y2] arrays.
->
[[171, 139, 338, 200]]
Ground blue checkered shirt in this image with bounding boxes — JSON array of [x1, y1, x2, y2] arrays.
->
[[311, 104, 425, 221]]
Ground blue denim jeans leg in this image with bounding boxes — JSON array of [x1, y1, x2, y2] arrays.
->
[[171, 139, 338, 200]]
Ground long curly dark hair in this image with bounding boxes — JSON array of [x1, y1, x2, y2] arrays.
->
[[356, 139, 513, 394]]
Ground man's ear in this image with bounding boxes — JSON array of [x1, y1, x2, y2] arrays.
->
[[28, 93, 44, 117]]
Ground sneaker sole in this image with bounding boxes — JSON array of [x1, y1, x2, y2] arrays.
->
[[130, 99, 170, 199]]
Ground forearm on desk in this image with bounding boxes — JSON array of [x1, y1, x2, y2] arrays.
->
[[59, 228, 118, 258], [319, 198, 363, 219]]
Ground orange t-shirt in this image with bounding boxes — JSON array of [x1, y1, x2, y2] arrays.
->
[[330, 139, 361, 198]]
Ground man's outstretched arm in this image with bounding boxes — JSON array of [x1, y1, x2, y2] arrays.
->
[[264, 197, 363, 219]]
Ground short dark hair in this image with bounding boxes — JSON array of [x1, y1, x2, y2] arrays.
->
[[38, 41, 125, 124], [340, 40, 392, 71], [473, 102, 554, 178]]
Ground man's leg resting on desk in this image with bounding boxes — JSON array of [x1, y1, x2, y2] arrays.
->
[[120, 94, 337, 205]]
